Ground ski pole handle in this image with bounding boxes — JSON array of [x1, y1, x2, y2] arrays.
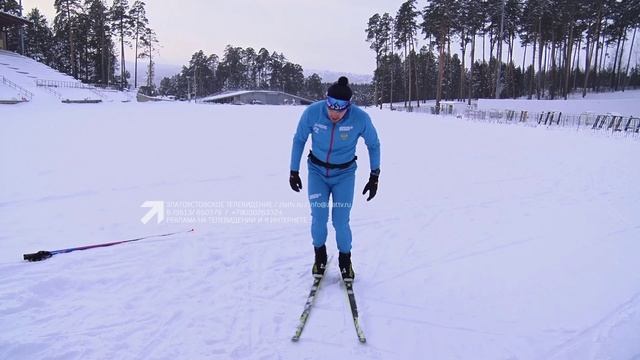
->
[[23, 251, 53, 262]]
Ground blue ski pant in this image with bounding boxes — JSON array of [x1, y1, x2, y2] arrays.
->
[[307, 161, 356, 253]]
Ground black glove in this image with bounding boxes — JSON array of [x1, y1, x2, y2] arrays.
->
[[362, 170, 380, 201], [289, 170, 302, 192]]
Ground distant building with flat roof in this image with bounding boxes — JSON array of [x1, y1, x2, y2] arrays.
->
[[200, 90, 313, 105]]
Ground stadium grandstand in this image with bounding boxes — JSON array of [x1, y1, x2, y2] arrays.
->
[[1, 10, 131, 104]]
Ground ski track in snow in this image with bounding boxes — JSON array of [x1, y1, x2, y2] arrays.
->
[[1, 103, 640, 359], [545, 291, 640, 359]]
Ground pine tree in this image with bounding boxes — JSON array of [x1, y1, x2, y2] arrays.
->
[[502, 0, 521, 98], [0, 0, 21, 13], [416, 45, 437, 100], [610, 0, 640, 90], [129, 0, 149, 88], [281, 62, 304, 95], [243, 47, 257, 89], [455, 0, 469, 102], [366, 13, 384, 108], [446, 53, 462, 100], [384, 13, 396, 109], [394, 0, 419, 108], [76, 11, 91, 81], [463, 0, 486, 104], [268, 51, 285, 91], [521, 0, 546, 99], [109, 0, 133, 89], [24, 8, 54, 65], [83, 0, 113, 85], [304, 73, 323, 100], [181, 50, 216, 99], [217, 45, 248, 90], [622, 4, 640, 90], [53, 0, 82, 77], [377, 13, 393, 108], [422, 0, 455, 114], [138, 27, 158, 89], [255, 48, 270, 89], [158, 76, 174, 96]]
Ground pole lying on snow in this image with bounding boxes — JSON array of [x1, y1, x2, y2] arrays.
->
[[23, 229, 195, 262]]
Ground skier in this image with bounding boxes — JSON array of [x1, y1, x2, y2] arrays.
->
[[289, 76, 381, 282]]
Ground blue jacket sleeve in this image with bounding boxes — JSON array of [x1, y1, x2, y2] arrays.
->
[[290, 110, 311, 171], [362, 115, 381, 171]]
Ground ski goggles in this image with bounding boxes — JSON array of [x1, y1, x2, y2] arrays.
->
[[326, 96, 351, 111]]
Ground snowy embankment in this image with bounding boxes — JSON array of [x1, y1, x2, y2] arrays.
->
[[478, 89, 640, 116], [1, 103, 639, 359]]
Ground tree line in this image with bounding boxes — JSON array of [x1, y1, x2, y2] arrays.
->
[[157, 46, 328, 101], [367, 0, 640, 113], [1, 0, 354, 102], [4, 0, 639, 106], [0, 0, 157, 89]]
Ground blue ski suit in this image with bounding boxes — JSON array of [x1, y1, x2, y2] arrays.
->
[[290, 101, 381, 253]]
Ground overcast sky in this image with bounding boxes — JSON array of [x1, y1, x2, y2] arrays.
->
[[22, 0, 407, 75]]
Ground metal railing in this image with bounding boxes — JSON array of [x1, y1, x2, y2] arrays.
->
[[36, 79, 95, 89], [90, 83, 129, 91], [0, 75, 33, 101], [350, 102, 637, 137], [36, 79, 105, 100], [462, 108, 640, 136]]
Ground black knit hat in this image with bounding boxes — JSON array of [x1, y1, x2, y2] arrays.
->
[[327, 76, 353, 101]]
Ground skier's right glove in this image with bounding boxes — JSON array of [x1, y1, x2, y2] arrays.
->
[[289, 170, 302, 192]]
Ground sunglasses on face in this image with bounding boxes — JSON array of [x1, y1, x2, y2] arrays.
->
[[326, 96, 351, 111]]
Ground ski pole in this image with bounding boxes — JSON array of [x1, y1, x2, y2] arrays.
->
[[23, 229, 195, 262]]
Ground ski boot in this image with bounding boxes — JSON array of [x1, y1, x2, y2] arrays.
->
[[338, 252, 355, 282], [312, 245, 327, 278]]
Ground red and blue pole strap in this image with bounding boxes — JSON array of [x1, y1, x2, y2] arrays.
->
[[23, 229, 195, 262]]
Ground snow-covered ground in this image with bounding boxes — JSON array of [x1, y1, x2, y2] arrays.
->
[[1, 101, 639, 359], [0, 83, 20, 101]]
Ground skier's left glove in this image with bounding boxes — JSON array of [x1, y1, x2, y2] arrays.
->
[[362, 169, 380, 201], [289, 170, 302, 192]]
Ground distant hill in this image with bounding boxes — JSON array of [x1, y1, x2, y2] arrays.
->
[[154, 63, 183, 86], [304, 69, 372, 85]]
